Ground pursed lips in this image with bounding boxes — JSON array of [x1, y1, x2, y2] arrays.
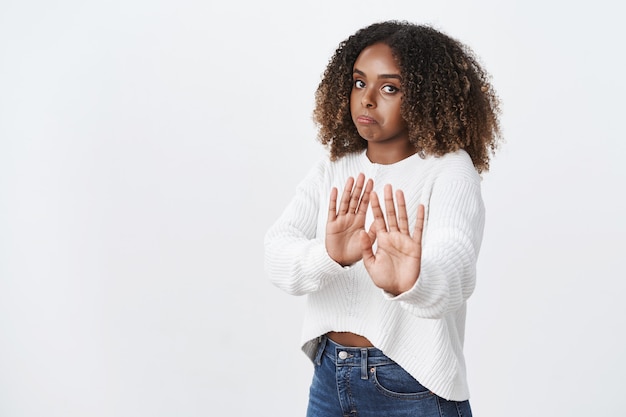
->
[[356, 115, 377, 124]]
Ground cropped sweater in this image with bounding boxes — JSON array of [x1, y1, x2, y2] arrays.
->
[[264, 149, 485, 401]]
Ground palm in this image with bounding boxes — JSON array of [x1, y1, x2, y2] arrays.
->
[[326, 215, 367, 263], [361, 185, 425, 296], [326, 174, 374, 266]]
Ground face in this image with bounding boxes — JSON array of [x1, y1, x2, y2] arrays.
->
[[350, 42, 409, 152]]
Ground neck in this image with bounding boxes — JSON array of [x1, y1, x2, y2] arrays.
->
[[366, 143, 417, 165]]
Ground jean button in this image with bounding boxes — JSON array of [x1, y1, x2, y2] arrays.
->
[[338, 351, 348, 360]]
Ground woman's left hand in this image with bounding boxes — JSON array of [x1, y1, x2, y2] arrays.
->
[[360, 184, 425, 296]]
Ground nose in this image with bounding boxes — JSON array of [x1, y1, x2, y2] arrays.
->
[[361, 88, 375, 108]]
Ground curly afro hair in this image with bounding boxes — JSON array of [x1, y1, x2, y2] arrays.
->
[[313, 20, 502, 173]]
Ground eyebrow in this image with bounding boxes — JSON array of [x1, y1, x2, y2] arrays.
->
[[353, 68, 402, 80]]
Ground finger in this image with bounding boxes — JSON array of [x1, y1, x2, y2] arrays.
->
[[366, 222, 379, 243], [359, 230, 375, 269], [384, 184, 399, 231], [369, 191, 387, 232], [327, 187, 338, 220], [337, 177, 355, 214], [349, 173, 365, 213], [395, 189, 409, 234], [413, 204, 425, 245], [357, 178, 374, 215]]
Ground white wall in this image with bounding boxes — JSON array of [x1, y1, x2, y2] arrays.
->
[[1, 1, 624, 416]]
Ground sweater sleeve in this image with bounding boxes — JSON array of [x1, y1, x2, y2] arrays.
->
[[264, 161, 350, 296], [385, 177, 485, 318]]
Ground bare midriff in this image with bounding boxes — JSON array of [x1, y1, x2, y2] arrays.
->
[[326, 331, 374, 347]]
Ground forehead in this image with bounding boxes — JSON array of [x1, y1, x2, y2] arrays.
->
[[353, 42, 400, 73]]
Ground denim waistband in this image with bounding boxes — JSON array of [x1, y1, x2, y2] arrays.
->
[[314, 335, 396, 369]]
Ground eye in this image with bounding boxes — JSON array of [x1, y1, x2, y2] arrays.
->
[[382, 85, 399, 94], [354, 79, 366, 89]]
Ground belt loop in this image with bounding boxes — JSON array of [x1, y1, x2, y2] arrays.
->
[[360, 348, 368, 380], [314, 335, 327, 365]]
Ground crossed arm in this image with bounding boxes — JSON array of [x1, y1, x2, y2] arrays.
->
[[326, 173, 425, 296]]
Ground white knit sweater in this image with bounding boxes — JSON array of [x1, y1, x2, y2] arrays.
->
[[264, 149, 485, 401]]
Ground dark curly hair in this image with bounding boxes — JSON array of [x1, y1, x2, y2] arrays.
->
[[313, 21, 502, 173]]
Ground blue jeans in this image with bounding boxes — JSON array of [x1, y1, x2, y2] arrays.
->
[[306, 336, 472, 417]]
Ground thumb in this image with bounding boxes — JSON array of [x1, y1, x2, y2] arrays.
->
[[360, 230, 375, 267]]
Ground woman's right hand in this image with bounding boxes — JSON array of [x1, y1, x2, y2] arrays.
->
[[325, 173, 374, 266]]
